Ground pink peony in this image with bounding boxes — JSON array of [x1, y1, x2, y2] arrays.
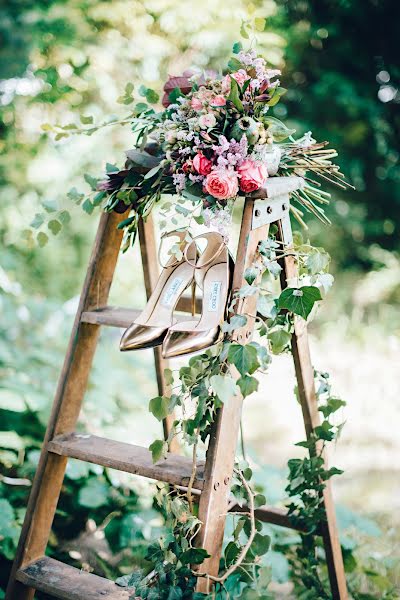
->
[[199, 113, 217, 129], [237, 160, 268, 193], [193, 153, 213, 175], [205, 169, 239, 200], [191, 97, 203, 110], [211, 94, 227, 107]]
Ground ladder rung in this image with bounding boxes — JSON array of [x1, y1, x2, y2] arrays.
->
[[48, 433, 205, 489], [81, 307, 140, 328], [230, 503, 322, 534], [16, 556, 130, 599], [81, 297, 201, 329]]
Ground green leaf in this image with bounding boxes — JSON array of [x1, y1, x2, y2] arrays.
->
[[278, 286, 322, 319], [244, 266, 259, 285], [82, 198, 94, 214], [179, 547, 210, 565], [58, 210, 71, 225], [48, 219, 62, 235], [30, 213, 44, 229], [264, 116, 296, 142], [319, 397, 346, 418], [145, 88, 159, 104], [254, 17, 266, 31], [67, 187, 84, 204], [149, 396, 170, 421], [237, 375, 259, 398], [37, 232, 48, 247], [210, 374, 237, 404], [249, 533, 271, 557], [305, 248, 330, 274], [254, 493, 266, 508], [221, 314, 247, 334], [143, 164, 163, 180], [80, 114, 94, 125], [227, 344, 259, 376], [232, 41, 243, 54], [267, 328, 292, 354], [125, 82, 134, 94], [78, 478, 109, 508], [84, 173, 99, 191], [228, 77, 244, 112], [228, 57, 243, 71], [42, 199, 58, 213], [240, 21, 249, 39], [149, 439, 168, 463], [163, 368, 174, 386]]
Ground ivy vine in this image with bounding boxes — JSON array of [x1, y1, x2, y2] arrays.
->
[[116, 230, 346, 598]]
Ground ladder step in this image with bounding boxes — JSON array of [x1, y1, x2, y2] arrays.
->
[[81, 297, 201, 328], [16, 556, 131, 599], [48, 433, 205, 489]]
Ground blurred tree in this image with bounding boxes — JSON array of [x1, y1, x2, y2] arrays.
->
[[269, 0, 400, 267]]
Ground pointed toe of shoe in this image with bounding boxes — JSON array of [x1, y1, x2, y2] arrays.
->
[[162, 327, 221, 359], [120, 323, 168, 351]]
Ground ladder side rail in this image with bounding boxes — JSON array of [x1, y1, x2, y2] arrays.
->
[[195, 199, 269, 593], [137, 216, 179, 453], [6, 211, 124, 600], [277, 213, 348, 600]]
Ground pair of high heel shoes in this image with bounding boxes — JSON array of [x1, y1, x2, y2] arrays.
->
[[120, 231, 232, 358]]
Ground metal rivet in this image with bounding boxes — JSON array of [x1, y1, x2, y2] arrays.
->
[[214, 482, 220, 490], [224, 477, 230, 485], [282, 204, 287, 211], [267, 206, 273, 214], [254, 209, 261, 217]]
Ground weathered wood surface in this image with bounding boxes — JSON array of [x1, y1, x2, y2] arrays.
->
[[48, 432, 204, 489], [6, 211, 125, 600], [277, 213, 348, 600], [16, 557, 131, 600], [250, 175, 304, 199], [195, 199, 270, 593]]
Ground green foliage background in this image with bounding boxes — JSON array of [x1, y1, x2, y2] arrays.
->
[[1, 0, 399, 597]]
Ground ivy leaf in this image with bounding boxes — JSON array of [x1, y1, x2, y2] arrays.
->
[[237, 375, 259, 398], [149, 396, 170, 421], [167, 589, 183, 600], [278, 286, 322, 319], [67, 187, 84, 204], [244, 266, 259, 285], [58, 210, 71, 225], [268, 328, 292, 354], [232, 41, 243, 54], [305, 248, 330, 274], [221, 314, 247, 334], [319, 397, 346, 418], [314, 420, 335, 441], [248, 533, 271, 557], [48, 219, 62, 235], [163, 368, 174, 386], [180, 547, 210, 565], [149, 439, 168, 463], [227, 344, 259, 376], [210, 374, 237, 404]]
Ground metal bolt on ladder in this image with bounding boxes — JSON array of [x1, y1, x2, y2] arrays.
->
[[6, 176, 348, 600]]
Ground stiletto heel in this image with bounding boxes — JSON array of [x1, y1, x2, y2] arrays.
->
[[120, 231, 196, 351], [162, 232, 232, 359], [191, 279, 197, 317]]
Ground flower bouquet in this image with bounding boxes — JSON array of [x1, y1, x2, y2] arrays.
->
[[91, 43, 351, 249]]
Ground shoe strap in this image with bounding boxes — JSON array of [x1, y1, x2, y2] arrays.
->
[[183, 233, 226, 269], [158, 230, 193, 269]]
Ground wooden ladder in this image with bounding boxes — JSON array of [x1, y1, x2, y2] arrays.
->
[[6, 176, 348, 600]]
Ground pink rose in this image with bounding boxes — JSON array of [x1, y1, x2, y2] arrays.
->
[[191, 97, 203, 110], [237, 160, 268, 193], [193, 153, 213, 175], [205, 169, 239, 200], [211, 94, 226, 107]]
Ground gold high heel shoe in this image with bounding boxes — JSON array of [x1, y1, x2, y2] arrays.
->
[[162, 232, 232, 359], [120, 231, 197, 351]]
